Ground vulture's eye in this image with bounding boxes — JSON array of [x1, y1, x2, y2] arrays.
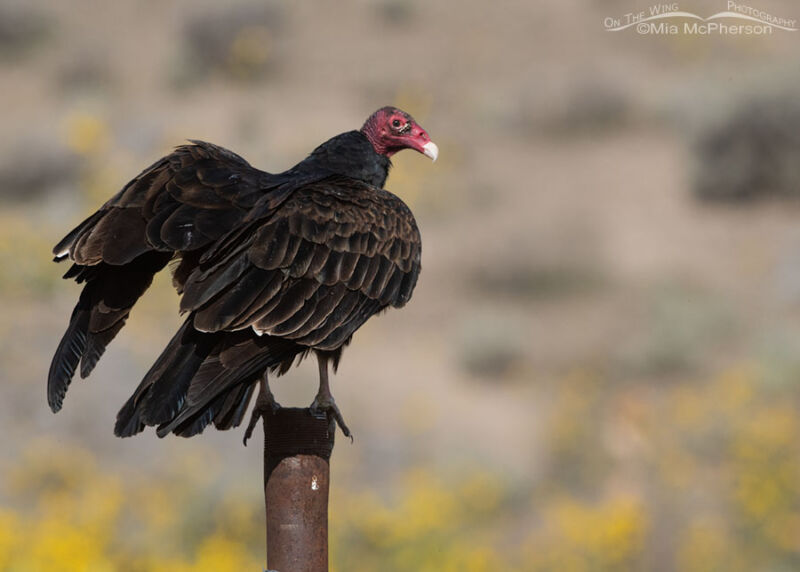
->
[[391, 119, 402, 128]]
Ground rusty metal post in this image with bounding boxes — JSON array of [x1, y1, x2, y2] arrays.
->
[[263, 407, 335, 572]]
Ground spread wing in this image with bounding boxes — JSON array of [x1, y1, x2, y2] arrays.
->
[[54, 140, 265, 266], [181, 175, 422, 350], [48, 141, 270, 412]]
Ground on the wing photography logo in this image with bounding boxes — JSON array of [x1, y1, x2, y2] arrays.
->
[[604, 1, 797, 35]]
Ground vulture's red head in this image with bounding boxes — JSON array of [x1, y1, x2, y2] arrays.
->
[[361, 107, 438, 162]]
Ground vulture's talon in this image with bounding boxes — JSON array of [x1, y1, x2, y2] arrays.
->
[[310, 397, 353, 442], [242, 391, 281, 446], [242, 419, 256, 447]]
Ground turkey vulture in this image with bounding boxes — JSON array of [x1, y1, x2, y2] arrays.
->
[[48, 106, 437, 441]]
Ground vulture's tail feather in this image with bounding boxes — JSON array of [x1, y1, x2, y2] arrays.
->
[[114, 316, 213, 437], [115, 317, 302, 438]]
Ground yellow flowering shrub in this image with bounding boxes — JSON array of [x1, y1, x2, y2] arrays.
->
[[0, 363, 798, 570]]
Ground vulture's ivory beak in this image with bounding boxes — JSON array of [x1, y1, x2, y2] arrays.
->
[[422, 141, 439, 162]]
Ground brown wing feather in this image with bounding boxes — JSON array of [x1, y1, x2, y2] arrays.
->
[[57, 141, 262, 266], [179, 176, 422, 353]]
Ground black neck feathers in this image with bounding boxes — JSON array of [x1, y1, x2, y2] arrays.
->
[[290, 131, 392, 188]]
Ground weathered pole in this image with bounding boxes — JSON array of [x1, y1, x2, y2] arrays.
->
[[263, 407, 335, 572]]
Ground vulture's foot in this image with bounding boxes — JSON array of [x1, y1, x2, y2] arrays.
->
[[243, 378, 281, 446], [310, 394, 353, 441]]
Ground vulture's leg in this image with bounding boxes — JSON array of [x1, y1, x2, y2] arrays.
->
[[310, 354, 352, 439], [243, 370, 280, 446]]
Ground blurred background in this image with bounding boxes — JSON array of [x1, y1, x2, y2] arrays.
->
[[2, 0, 800, 569]]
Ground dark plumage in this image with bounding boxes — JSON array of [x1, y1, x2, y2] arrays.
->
[[48, 107, 437, 439]]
